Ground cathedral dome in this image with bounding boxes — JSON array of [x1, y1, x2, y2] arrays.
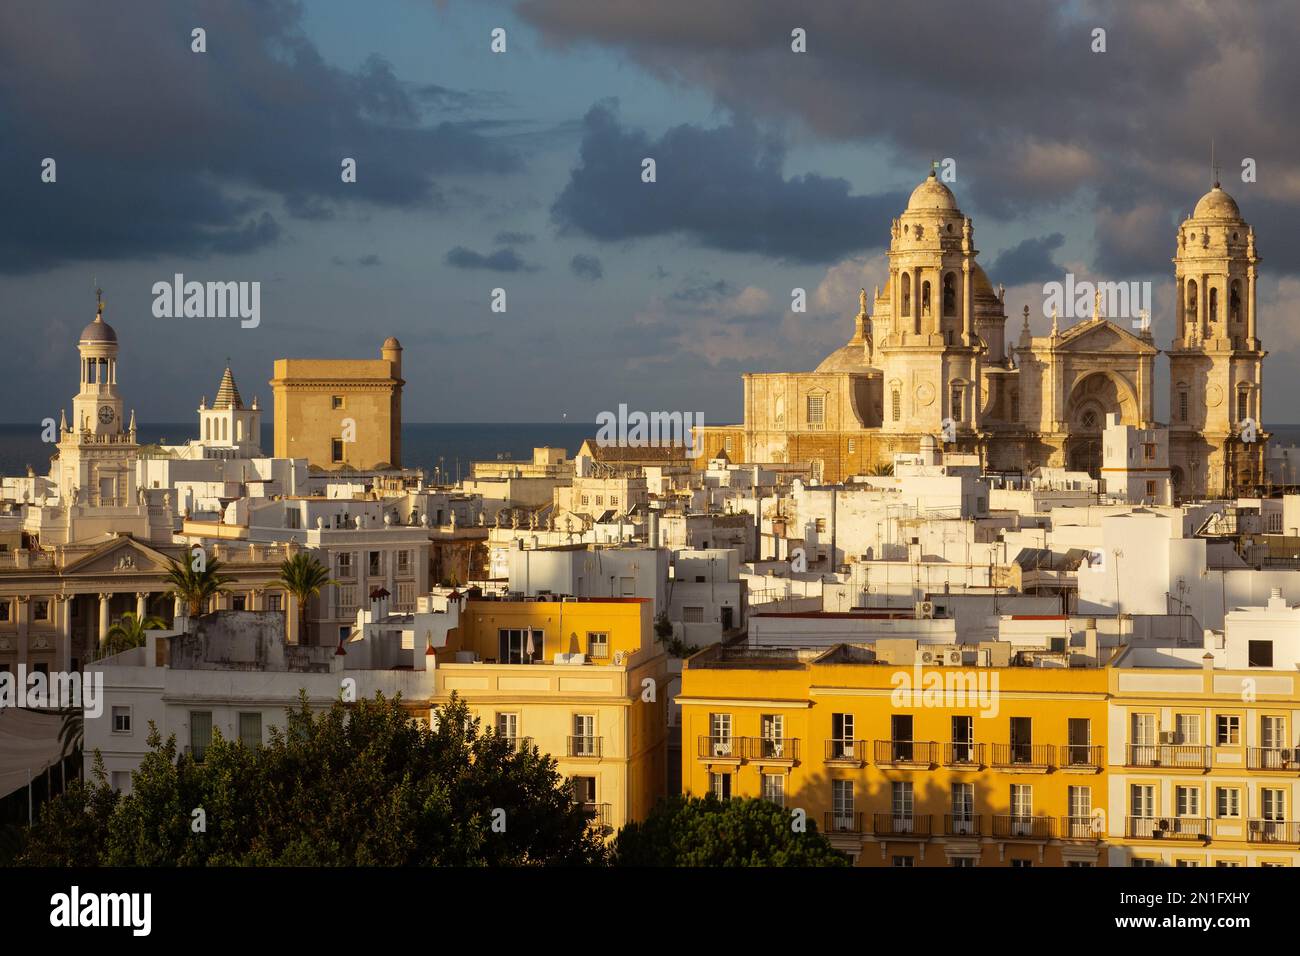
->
[[79, 311, 117, 345], [906, 171, 959, 212], [815, 343, 871, 372], [1193, 184, 1241, 220]]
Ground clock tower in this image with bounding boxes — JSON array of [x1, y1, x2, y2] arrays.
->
[[56, 292, 139, 509]]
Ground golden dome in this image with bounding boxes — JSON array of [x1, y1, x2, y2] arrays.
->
[[906, 171, 959, 212], [1193, 184, 1241, 220]]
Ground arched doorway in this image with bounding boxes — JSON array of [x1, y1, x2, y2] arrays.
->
[[1064, 372, 1133, 478]]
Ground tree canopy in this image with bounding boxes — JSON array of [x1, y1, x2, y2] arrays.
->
[[19, 694, 607, 866], [612, 795, 849, 867]]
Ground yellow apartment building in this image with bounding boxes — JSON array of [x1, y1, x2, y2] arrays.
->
[[1108, 649, 1300, 867], [436, 597, 669, 835], [270, 337, 404, 470], [679, 641, 1111, 866]]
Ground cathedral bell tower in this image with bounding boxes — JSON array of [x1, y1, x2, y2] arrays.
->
[[1168, 180, 1265, 497], [878, 169, 985, 443]]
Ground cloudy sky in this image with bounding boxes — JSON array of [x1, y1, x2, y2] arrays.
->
[[2, 0, 1299, 426]]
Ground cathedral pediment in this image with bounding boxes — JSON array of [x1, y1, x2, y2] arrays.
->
[[61, 536, 177, 577], [1053, 319, 1158, 355]]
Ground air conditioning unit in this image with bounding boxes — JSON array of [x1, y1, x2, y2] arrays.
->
[[1159, 731, 1177, 744], [921, 650, 936, 664], [915, 600, 935, 620], [944, 648, 963, 665], [613, 650, 626, 665]]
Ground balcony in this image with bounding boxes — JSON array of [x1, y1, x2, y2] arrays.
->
[[991, 744, 1053, 772], [1247, 747, 1300, 772], [583, 802, 612, 834], [873, 813, 933, 838], [1127, 816, 1209, 841], [823, 811, 864, 835], [943, 742, 985, 769], [991, 815, 1055, 840], [1246, 819, 1300, 844], [824, 739, 868, 767], [744, 736, 800, 766], [1126, 744, 1210, 771], [1059, 815, 1101, 841], [1057, 745, 1103, 772], [874, 739, 938, 769], [698, 735, 744, 764], [944, 814, 981, 837], [566, 735, 603, 758]]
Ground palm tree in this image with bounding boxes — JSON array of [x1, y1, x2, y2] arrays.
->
[[276, 553, 334, 646], [868, 462, 895, 477], [164, 554, 233, 625], [101, 611, 166, 657]]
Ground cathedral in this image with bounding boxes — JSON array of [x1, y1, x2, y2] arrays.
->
[[697, 170, 1266, 499]]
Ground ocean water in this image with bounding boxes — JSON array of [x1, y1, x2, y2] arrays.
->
[[0, 422, 597, 481]]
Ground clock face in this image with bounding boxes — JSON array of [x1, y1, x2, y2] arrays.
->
[[98, 405, 115, 425]]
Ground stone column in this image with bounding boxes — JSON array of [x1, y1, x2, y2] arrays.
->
[[55, 596, 71, 673], [1200, 274, 1209, 339], [98, 593, 111, 651], [1247, 265, 1257, 348], [962, 258, 973, 347], [15, 596, 29, 667], [136, 591, 147, 621], [1175, 276, 1184, 342]]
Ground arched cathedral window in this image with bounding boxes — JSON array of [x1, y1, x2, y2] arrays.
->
[[943, 273, 956, 317]]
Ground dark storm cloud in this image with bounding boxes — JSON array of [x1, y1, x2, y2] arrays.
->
[[445, 246, 538, 272], [551, 102, 904, 264], [569, 254, 604, 280], [989, 233, 1066, 286], [0, 0, 519, 274], [520, 0, 1300, 275]]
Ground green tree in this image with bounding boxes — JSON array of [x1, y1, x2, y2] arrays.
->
[[13, 754, 119, 866], [164, 553, 233, 622], [276, 552, 334, 646], [612, 795, 849, 866], [19, 694, 608, 867], [101, 611, 166, 657]]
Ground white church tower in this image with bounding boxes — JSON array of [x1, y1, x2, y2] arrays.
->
[[198, 365, 262, 457]]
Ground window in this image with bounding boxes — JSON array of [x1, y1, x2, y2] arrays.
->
[[1010, 859, 1033, 868], [950, 385, 963, 422], [232, 594, 246, 611], [1248, 640, 1274, 667], [397, 550, 410, 574], [1066, 717, 1091, 765], [832, 779, 854, 828], [1130, 784, 1154, 821], [572, 714, 596, 755], [761, 714, 785, 757], [368, 551, 381, 576], [682, 606, 704, 624], [110, 771, 130, 793], [891, 714, 914, 761], [1132, 859, 1157, 868], [111, 706, 132, 735], [1217, 714, 1241, 746], [336, 585, 357, 615], [709, 713, 732, 755], [1011, 784, 1033, 819], [951, 783, 974, 831], [337, 552, 353, 577], [892, 855, 915, 867], [0, 601, 8, 622], [189, 711, 213, 762], [1179, 390, 1189, 422], [496, 713, 518, 743], [586, 632, 609, 660], [1237, 389, 1249, 422], [724, 436, 733, 453], [847, 438, 856, 454], [239, 712, 262, 748], [572, 775, 597, 805], [831, 713, 855, 758], [1131, 712, 1156, 747], [1261, 715, 1286, 752], [1262, 788, 1285, 822], [1175, 713, 1201, 745], [1176, 785, 1200, 817], [1146, 480, 1157, 497], [951, 715, 974, 762], [762, 773, 785, 807], [1068, 786, 1092, 836], [951, 857, 976, 867], [499, 628, 543, 665], [892, 781, 914, 820], [33, 600, 49, 621], [1009, 716, 1033, 762], [806, 394, 825, 427], [331, 439, 344, 463], [331, 395, 345, 409], [891, 390, 901, 421], [267, 593, 283, 612], [1142, 442, 1156, 461], [709, 772, 731, 800], [610, 496, 619, 506]]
